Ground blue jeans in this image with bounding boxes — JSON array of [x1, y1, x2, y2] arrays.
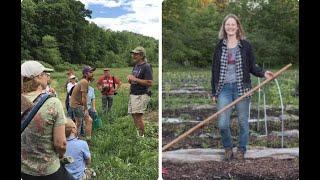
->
[[217, 83, 250, 152]]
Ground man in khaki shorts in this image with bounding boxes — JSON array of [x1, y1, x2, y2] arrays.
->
[[127, 46, 153, 137]]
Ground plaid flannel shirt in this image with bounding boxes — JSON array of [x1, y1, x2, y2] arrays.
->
[[214, 39, 251, 98]]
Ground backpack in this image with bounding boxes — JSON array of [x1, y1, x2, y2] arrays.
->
[[21, 93, 53, 133]]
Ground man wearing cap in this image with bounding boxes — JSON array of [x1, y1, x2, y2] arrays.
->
[[97, 68, 121, 115], [127, 46, 153, 137], [21, 61, 73, 179], [69, 66, 96, 140]]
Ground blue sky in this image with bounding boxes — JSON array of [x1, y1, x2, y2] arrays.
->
[[79, 0, 161, 39], [89, 4, 133, 18]]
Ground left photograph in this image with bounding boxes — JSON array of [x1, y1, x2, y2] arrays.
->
[[21, 0, 160, 179]]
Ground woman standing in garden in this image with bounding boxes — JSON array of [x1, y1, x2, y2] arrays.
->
[[211, 14, 274, 161]]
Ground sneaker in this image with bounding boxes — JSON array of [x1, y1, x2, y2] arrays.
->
[[223, 148, 233, 161], [234, 148, 245, 161]]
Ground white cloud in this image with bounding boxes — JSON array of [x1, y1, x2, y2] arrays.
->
[[79, 0, 123, 8], [80, 0, 161, 39]]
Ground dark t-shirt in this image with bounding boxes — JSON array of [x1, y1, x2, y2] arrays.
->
[[130, 62, 153, 95]]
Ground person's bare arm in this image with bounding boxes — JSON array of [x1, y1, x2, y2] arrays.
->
[[53, 125, 67, 158], [82, 91, 88, 112], [127, 75, 132, 84], [81, 91, 89, 118], [85, 157, 91, 166], [97, 78, 103, 91], [97, 82, 103, 91], [127, 75, 152, 86], [92, 99, 96, 112], [135, 79, 153, 86], [115, 81, 121, 91]]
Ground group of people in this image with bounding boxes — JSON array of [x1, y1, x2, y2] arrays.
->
[[21, 46, 153, 179], [64, 65, 122, 141]]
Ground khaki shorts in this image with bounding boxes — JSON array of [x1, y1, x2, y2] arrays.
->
[[128, 94, 150, 114]]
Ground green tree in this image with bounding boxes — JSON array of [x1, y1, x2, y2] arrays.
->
[[21, 0, 158, 68], [36, 35, 62, 65], [162, 0, 298, 68], [21, 0, 39, 60]]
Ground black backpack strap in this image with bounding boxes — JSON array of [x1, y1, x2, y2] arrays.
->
[[68, 85, 75, 96], [21, 93, 53, 133], [112, 76, 115, 89]]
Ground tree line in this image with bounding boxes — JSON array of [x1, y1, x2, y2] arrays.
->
[[21, 0, 158, 71], [162, 0, 299, 68]]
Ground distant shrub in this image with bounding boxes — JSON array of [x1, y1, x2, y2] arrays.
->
[[54, 62, 78, 72]]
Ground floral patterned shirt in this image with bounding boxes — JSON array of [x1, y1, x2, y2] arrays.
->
[[21, 91, 67, 176]]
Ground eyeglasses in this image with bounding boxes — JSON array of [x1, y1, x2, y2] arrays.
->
[[38, 72, 49, 77]]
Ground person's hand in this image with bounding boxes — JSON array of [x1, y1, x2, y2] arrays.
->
[[49, 87, 56, 93], [127, 75, 132, 83], [127, 75, 138, 84], [212, 96, 217, 103], [127, 75, 136, 81], [93, 108, 97, 112], [264, 71, 274, 79]]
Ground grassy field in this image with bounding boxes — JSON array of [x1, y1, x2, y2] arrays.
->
[[50, 67, 159, 179], [163, 68, 299, 109]]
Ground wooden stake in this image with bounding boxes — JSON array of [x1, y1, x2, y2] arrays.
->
[[162, 63, 292, 151]]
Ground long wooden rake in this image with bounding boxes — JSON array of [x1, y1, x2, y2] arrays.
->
[[162, 63, 292, 151]]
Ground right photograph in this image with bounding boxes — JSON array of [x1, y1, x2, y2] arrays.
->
[[162, 0, 299, 179]]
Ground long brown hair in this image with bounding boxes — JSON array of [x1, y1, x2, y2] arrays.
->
[[218, 14, 246, 40]]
